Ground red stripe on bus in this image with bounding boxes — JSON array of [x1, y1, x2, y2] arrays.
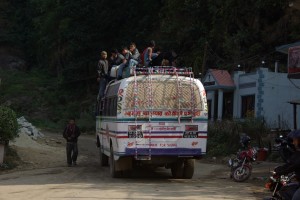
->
[[100, 132, 208, 139], [116, 136, 128, 138], [144, 136, 182, 138]]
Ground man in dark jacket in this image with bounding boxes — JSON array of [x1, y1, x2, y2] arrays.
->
[[110, 49, 125, 66], [63, 118, 81, 167], [274, 130, 300, 200], [97, 51, 110, 100], [110, 49, 126, 80]]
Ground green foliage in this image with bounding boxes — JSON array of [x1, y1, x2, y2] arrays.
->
[[239, 117, 270, 147], [1, 0, 300, 132], [1, 0, 298, 78], [207, 120, 241, 156], [0, 106, 18, 141], [77, 112, 95, 133], [0, 68, 94, 131], [207, 117, 270, 156]]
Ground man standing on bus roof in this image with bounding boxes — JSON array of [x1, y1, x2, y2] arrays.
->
[[63, 117, 81, 167], [97, 51, 110, 100]]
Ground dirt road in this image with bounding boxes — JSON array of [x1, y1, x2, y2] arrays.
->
[[0, 132, 278, 200]]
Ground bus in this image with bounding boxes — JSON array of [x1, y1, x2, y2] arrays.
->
[[96, 67, 208, 178]]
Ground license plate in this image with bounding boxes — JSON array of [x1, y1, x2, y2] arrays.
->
[[183, 131, 198, 138], [128, 130, 143, 138]]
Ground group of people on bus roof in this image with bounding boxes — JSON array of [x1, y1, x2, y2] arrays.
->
[[97, 40, 166, 100]]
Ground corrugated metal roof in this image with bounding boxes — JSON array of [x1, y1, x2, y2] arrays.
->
[[210, 69, 235, 87]]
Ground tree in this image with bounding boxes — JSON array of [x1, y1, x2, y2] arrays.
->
[[0, 106, 18, 143]]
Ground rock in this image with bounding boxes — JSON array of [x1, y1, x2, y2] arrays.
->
[[17, 116, 44, 139]]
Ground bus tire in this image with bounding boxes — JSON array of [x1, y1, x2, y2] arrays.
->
[[171, 160, 184, 178], [109, 145, 121, 178], [183, 159, 195, 179], [99, 146, 108, 166]]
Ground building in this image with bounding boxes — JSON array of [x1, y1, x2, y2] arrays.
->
[[203, 67, 300, 129]]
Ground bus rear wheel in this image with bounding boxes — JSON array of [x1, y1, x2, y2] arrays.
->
[[109, 145, 121, 178], [183, 159, 195, 179], [171, 160, 183, 178]]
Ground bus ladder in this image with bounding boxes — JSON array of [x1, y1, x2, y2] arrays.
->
[[189, 69, 195, 122], [133, 67, 152, 160], [133, 68, 139, 160], [175, 67, 182, 124], [144, 67, 153, 160]]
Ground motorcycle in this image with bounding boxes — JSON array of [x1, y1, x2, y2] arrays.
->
[[264, 171, 298, 200], [263, 134, 298, 200], [228, 145, 258, 182], [273, 135, 295, 163]]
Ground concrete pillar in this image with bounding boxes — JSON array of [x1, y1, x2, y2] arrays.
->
[[218, 89, 223, 120], [0, 144, 4, 164]]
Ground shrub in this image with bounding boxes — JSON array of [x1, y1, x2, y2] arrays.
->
[[0, 106, 18, 142], [240, 117, 270, 147], [207, 117, 270, 157], [207, 120, 241, 156], [77, 111, 95, 133]]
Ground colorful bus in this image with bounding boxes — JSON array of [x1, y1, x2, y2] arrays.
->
[[96, 67, 208, 178]]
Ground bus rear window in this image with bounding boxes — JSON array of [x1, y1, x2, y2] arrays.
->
[[124, 79, 202, 111]]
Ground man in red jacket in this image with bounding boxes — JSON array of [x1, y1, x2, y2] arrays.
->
[[63, 118, 81, 167]]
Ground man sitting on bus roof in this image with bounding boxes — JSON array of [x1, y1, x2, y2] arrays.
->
[[110, 49, 125, 80], [117, 47, 131, 80]]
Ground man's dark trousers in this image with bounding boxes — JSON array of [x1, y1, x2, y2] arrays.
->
[[66, 142, 78, 165]]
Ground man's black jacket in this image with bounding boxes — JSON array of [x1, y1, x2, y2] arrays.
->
[[63, 125, 81, 143], [275, 150, 300, 181]]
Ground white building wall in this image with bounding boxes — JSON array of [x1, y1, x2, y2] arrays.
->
[[205, 68, 300, 129], [258, 69, 300, 129], [235, 68, 300, 129]]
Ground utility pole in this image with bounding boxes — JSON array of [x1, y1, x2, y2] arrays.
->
[[201, 42, 208, 81]]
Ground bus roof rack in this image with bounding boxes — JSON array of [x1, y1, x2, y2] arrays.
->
[[132, 66, 193, 76]]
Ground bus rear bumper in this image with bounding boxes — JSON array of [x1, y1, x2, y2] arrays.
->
[[125, 148, 204, 157]]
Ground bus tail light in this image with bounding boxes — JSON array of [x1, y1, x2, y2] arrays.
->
[[185, 125, 198, 131]]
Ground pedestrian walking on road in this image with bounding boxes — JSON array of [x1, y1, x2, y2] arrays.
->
[[63, 118, 81, 167]]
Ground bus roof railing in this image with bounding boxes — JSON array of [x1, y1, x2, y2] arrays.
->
[[132, 66, 194, 76]]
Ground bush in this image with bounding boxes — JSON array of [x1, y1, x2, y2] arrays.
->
[[207, 118, 270, 157], [207, 120, 241, 156], [0, 106, 18, 142], [77, 111, 95, 133], [240, 117, 270, 148]]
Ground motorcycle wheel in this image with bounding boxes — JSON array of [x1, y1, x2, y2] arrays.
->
[[232, 165, 252, 182]]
